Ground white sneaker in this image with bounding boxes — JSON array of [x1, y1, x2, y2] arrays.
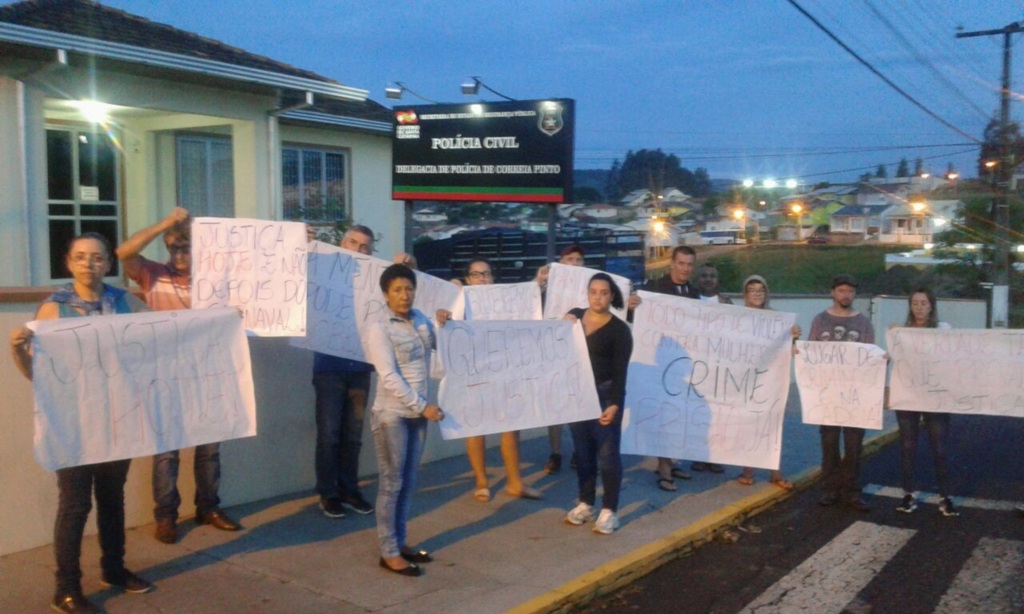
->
[[592, 508, 620, 535], [565, 502, 594, 525]]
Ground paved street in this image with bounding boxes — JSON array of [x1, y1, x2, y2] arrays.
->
[[587, 414, 1024, 613]]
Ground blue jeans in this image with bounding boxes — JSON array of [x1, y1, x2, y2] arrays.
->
[[152, 443, 221, 520], [314, 371, 370, 501], [371, 411, 427, 559], [54, 459, 130, 596], [569, 419, 623, 512]]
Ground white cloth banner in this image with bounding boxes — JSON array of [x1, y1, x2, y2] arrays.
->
[[463, 282, 542, 321], [30, 307, 256, 471], [191, 217, 308, 337], [794, 341, 887, 429], [437, 320, 600, 439], [542, 263, 631, 322], [887, 327, 1024, 416], [622, 292, 795, 470], [293, 243, 461, 361]]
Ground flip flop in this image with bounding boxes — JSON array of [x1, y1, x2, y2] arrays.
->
[[505, 486, 543, 500], [473, 488, 492, 502], [771, 478, 794, 491], [670, 467, 692, 480], [737, 476, 755, 486], [657, 477, 677, 492]]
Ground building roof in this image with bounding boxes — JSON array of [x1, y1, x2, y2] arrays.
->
[[0, 0, 392, 128], [832, 204, 891, 217]]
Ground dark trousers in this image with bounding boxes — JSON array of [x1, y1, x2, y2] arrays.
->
[[570, 419, 623, 512], [819, 425, 865, 501], [896, 411, 951, 497], [54, 459, 131, 596], [152, 443, 221, 520], [314, 371, 370, 500]]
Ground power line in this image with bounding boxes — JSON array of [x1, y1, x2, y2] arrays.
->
[[786, 0, 983, 144]]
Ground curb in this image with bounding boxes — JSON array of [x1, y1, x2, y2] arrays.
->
[[510, 426, 901, 614]]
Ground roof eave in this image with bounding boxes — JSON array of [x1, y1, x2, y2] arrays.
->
[[0, 22, 368, 102], [279, 109, 392, 134]]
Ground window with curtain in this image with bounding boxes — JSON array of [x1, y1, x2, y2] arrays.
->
[[177, 135, 234, 217], [282, 146, 348, 222]]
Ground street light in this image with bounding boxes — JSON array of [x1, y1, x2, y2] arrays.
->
[[385, 82, 438, 103], [791, 203, 804, 241]]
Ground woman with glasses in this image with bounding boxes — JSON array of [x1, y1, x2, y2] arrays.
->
[[437, 257, 542, 503], [737, 275, 800, 490], [9, 232, 153, 614]]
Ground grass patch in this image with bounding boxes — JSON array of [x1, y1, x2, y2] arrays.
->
[[698, 244, 912, 294]]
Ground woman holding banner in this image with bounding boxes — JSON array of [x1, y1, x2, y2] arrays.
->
[[9, 232, 153, 614], [563, 273, 633, 535], [437, 257, 542, 502], [890, 287, 957, 517], [365, 264, 445, 577], [737, 275, 800, 490]]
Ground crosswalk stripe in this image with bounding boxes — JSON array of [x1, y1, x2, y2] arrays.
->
[[740, 521, 916, 614], [934, 537, 1024, 613], [863, 484, 1022, 512]]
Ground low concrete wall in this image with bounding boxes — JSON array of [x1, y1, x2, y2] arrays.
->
[[0, 293, 988, 555]]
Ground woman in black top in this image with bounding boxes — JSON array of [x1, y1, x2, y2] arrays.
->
[[563, 273, 633, 535]]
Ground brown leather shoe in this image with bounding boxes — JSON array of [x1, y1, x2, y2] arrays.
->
[[155, 517, 177, 544], [196, 509, 240, 531], [51, 592, 100, 614]]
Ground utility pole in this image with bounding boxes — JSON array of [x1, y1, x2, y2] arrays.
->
[[957, 21, 1023, 328]]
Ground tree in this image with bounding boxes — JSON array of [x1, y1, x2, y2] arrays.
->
[[875, 164, 888, 179], [605, 149, 714, 200], [573, 186, 602, 204], [896, 158, 909, 178], [977, 116, 1024, 177], [914, 157, 924, 176], [691, 168, 712, 197], [605, 159, 622, 202]]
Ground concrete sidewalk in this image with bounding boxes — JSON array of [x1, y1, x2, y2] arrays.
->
[[0, 396, 897, 614]]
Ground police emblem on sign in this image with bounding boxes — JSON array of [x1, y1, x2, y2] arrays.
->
[[538, 104, 563, 136]]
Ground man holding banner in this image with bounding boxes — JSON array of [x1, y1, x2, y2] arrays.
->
[[309, 225, 379, 519], [118, 208, 241, 543], [646, 245, 701, 489], [809, 274, 874, 512]]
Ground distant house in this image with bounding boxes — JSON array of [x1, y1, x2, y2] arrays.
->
[[413, 208, 448, 224], [879, 199, 962, 245], [620, 189, 651, 208], [578, 203, 620, 219], [857, 182, 914, 207], [0, 0, 398, 287], [830, 205, 890, 237]]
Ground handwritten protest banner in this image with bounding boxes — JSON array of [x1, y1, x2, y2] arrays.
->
[[293, 243, 460, 361], [887, 327, 1024, 416], [622, 292, 795, 470], [794, 341, 887, 429], [542, 263, 631, 322], [437, 320, 600, 439], [29, 307, 256, 471], [463, 281, 542, 321], [191, 217, 307, 337]]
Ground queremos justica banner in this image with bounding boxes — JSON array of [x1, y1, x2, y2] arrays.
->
[[391, 98, 575, 203]]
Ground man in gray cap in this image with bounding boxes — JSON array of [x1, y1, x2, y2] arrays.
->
[[808, 273, 875, 512]]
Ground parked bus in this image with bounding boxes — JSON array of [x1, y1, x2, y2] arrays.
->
[[699, 229, 746, 245]]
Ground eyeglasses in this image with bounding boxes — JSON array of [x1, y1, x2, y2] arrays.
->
[[70, 254, 108, 266], [168, 245, 191, 255], [467, 271, 493, 279]]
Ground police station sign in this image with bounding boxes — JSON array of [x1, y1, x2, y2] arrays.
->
[[392, 99, 575, 203]]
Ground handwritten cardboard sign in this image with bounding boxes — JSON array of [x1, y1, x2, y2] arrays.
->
[[463, 282, 542, 321], [542, 263, 631, 322], [622, 292, 795, 470], [437, 320, 600, 439], [794, 341, 887, 429], [190, 217, 307, 337], [30, 307, 256, 471], [887, 327, 1024, 416]]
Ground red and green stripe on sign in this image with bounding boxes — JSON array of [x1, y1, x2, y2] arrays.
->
[[392, 185, 564, 203]]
